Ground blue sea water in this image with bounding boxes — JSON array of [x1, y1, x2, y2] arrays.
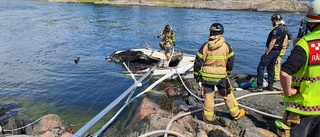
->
[[0, 0, 305, 132]]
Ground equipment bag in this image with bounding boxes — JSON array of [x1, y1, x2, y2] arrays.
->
[[217, 78, 231, 96]]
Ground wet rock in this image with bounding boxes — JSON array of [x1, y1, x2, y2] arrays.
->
[[243, 127, 277, 137], [41, 131, 56, 137], [165, 84, 178, 96], [32, 114, 71, 136], [0, 103, 21, 122], [194, 118, 233, 137], [104, 81, 231, 136], [3, 117, 26, 134], [0, 113, 72, 137], [61, 132, 73, 137], [139, 97, 167, 120], [103, 73, 285, 136], [0, 107, 5, 116]]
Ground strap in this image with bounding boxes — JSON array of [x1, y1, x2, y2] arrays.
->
[[202, 43, 208, 62]]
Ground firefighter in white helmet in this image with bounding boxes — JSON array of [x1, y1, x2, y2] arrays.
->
[[279, 0, 320, 136]]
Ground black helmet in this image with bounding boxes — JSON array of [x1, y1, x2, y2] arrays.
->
[[165, 25, 172, 31], [271, 14, 282, 21], [210, 23, 224, 35]]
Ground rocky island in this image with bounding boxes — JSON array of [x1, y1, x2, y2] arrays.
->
[[49, 0, 311, 13]]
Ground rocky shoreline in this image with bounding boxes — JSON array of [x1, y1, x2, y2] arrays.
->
[[103, 73, 285, 136], [49, 0, 310, 13], [0, 73, 286, 137], [1, 0, 307, 136]]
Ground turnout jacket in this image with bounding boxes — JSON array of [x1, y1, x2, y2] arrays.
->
[[159, 30, 176, 43], [194, 35, 234, 85]]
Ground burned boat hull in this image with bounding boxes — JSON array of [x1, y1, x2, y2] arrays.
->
[[107, 48, 195, 76]]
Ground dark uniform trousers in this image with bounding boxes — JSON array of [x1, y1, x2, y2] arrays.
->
[[290, 115, 320, 137], [257, 49, 280, 86]]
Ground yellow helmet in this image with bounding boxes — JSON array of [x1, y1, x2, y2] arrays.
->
[[305, 0, 320, 23]]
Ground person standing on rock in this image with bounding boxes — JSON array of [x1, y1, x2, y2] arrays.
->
[[252, 14, 287, 92], [274, 20, 293, 82], [279, 0, 320, 136], [154, 25, 176, 59], [194, 23, 245, 123]]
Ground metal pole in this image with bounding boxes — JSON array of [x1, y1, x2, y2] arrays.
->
[[93, 69, 176, 137], [72, 66, 157, 137]]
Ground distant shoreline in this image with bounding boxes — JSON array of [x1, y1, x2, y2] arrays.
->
[[49, 0, 311, 13]]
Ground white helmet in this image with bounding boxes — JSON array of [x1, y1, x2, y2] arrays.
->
[[305, 0, 320, 23]]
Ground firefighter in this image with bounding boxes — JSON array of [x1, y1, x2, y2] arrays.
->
[[154, 25, 176, 59], [279, 0, 320, 136], [274, 20, 293, 82], [194, 23, 245, 123], [252, 14, 288, 92]]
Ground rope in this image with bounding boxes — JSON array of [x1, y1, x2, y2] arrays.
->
[[176, 69, 204, 101], [164, 91, 283, 137], [139, 130, 185, 137], [74, 88, 105, 129], [74, 76, 118, 130], [1, 114, 50, 132], [238, 104, 282, 119]]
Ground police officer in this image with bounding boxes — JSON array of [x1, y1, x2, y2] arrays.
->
[[279, 0, 320, 136], [154, 25, 176, 59], [194, 23, 245, 123], [274, 20, 293, 82], [252, 14, 287, 92]]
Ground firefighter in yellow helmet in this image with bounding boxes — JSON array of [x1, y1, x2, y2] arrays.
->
[[194, 23, 245, 123], [279, 0, 320, 136], [154, 25, 176, 59]]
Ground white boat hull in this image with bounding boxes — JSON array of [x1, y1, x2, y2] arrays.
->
[[107, 48, 195, 77]]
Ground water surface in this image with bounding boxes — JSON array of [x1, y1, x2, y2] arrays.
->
[[0, 0, 305, 132]]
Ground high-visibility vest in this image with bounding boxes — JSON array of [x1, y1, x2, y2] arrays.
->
[[283, 30, 320, 115]]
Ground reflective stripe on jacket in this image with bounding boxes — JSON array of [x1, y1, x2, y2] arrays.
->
[[160, 30, 175, 43], [194, 35, 234, 84], [284, 30, 320, 115]]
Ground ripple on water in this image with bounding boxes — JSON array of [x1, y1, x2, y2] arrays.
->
[[0, 0, 305, 132]]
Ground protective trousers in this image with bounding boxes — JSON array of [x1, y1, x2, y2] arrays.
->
[[159, 40, 173, 60], [224, 92, 240, 118], [203, 85, 241, 121], [159, 40, 166, 50], [274, 48, 286, 81], [278, 111, 320, 137]]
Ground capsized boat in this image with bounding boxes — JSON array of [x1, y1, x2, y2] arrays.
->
[[106, 47, 195, 77]]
